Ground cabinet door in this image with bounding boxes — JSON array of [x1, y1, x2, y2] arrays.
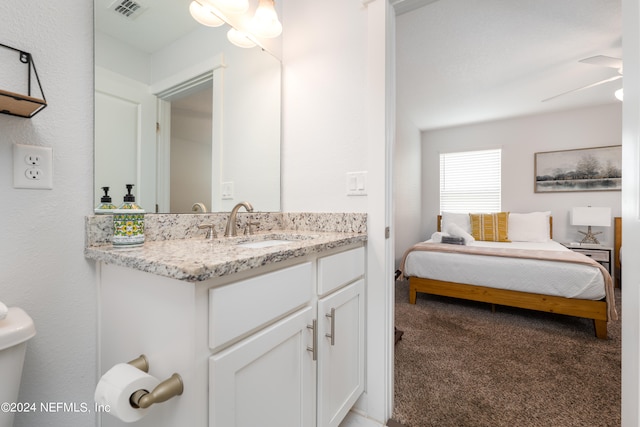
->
[[210, 306, 316, 427], [317, 279, 365, 427]]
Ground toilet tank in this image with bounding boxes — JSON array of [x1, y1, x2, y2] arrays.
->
[[0, 307, 36, 427]]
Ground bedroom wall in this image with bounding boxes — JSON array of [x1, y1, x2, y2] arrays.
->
[[421, 103, 622, 247]]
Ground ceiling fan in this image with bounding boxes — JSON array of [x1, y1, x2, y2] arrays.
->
[[542, 55, 623, 102]]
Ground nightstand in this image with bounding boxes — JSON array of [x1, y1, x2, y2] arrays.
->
[[562, 243, 612, 274]]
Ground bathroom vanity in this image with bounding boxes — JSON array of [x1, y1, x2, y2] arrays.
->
[[85, 213, 367, 427]]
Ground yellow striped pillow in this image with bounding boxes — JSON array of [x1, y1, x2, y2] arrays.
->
[[469, 212, 510, 242]]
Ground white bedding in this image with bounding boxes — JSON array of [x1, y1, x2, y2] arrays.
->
[[403, 240, 606, 300]]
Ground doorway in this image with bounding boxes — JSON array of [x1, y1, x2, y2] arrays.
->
[[165, 82, 214, 213], [156, 76, 217, 214]]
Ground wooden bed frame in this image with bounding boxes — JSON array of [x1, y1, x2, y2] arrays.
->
[[408, 215, 618, 339]]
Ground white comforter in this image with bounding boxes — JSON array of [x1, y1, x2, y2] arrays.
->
[[402, 240, 606, 300]]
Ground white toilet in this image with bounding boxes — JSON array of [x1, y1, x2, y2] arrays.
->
[[0, 302, 36, 427]]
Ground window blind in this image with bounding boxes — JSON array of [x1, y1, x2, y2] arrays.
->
[[439, 148, 501, 213]]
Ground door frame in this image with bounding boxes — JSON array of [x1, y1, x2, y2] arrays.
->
[[152, 54, 226, 213]]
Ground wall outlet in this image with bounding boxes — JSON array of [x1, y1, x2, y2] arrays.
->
[[13, 144, 53, 189]]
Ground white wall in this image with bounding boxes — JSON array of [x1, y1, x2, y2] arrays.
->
[[281, 2, 368, 213], [170, 107, 212, 213], [95, 32, 151, 84], [282, 0, 393, 423], [0, 1, 96, 427], [420, 103, 622, 247], [217, 46, 281, 212]]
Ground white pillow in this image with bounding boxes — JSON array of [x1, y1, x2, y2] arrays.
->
[[431, 231, 446, 243], [441, 212, 471, 233], [444, 222, 475, 244], [508, 211, 551, 242]]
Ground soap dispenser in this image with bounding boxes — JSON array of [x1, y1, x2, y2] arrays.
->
[[112, 184, 145, 247], [94, 187, 117, 214]]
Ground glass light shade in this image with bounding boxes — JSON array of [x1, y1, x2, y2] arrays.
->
[[189, 1, 225, 27], [215, 0, 249, 14], [227, 28, 257, 48], [251, 0, 282, 38], [570, 207, 611, 227], [615, 88, 623, 101]]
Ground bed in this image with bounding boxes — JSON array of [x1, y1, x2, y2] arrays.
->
[[400, 212, 618, 339]]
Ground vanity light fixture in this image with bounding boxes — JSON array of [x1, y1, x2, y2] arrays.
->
[[251, 0, 282, 38], [189, 1, 225, 27], [227, 28, 257, 48], [215, 0, 250, 14], [190, 0, 282, 48], [615, 88, 623, 101]]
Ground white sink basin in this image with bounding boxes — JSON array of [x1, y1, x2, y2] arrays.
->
[[236, 239, 294, 249]]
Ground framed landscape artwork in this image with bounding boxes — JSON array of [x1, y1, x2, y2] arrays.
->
[[534, 145, 622, 193]]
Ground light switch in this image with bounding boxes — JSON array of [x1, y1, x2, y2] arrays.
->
[[346, 171, 367, 196], [348, 175, 358, 191], [221, 182, 234, 199]]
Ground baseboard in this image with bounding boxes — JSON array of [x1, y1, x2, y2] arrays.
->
[[340, 411, 386, 426]]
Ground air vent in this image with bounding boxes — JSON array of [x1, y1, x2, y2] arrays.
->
[[109, 0, 147, 20]]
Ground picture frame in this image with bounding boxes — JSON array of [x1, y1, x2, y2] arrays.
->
[[534, 145, 622, 193]]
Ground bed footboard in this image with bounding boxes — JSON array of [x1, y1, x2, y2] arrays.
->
[[409, 277, 608, 339]]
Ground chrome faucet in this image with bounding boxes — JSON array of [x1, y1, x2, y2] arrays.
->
[[224, 202, 254, 237]]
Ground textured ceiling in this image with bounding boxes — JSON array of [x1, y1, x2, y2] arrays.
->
[[396, 0, 622, 130]]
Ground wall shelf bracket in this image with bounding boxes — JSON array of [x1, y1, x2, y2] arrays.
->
[[0, 43, 47, 118]]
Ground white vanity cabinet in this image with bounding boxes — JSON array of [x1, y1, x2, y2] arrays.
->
[[316, 248, 365, 427], [317, 280, 365, 427], [209, 246, 365, 427], [208, 262, 316, 427], [97, 244, 365, 427]]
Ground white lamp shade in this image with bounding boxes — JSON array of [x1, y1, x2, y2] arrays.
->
[[189, 1, 225, 27], [212, 0, 249, 14], [251, 0, 282, 38], [227, 28, 257, 48], [570, 207, 611, 227]]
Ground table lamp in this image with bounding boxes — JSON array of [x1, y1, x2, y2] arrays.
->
[[570, 207, 611, 244]]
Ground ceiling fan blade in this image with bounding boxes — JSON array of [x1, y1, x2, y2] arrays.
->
[[542, 75, 622, 102], [579, 55, 623, 70]]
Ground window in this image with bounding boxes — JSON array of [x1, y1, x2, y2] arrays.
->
[[439, 148, 501, 213]]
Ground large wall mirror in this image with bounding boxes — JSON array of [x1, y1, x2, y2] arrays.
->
[[94, 0, 281, 213]]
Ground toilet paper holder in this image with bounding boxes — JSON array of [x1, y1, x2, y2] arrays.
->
[[126, 355, 184, 409]]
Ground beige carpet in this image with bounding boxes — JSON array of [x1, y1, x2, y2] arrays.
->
[[393, 279, 621, 427]]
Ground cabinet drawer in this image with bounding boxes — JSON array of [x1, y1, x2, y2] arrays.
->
[[574, 249, 609, 262], [317, 246, 365, 295], [209, 262, 312, 351]]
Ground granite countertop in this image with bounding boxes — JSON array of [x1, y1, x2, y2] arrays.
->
[[85, 230, 366, 282]]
